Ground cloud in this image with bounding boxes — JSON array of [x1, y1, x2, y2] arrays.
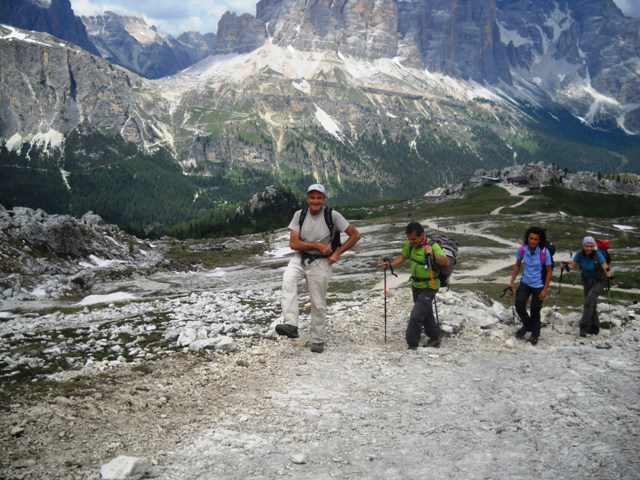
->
[[70, 0, 257, 36]]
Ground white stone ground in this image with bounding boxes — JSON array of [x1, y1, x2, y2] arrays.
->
[[2, 280, 639, 480], [1, 183, 639, 479]]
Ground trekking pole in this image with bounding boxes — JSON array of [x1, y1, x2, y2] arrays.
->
[[607, 277, 612, 324], [555, 266, 564, 316], [426, 255, 440, 328], [382, 258, 397, 343]]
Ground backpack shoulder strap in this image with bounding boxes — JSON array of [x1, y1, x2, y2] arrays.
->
[[593, 250, 601, 265], [540, 247, 547, 264], [324, 206, 334, 234], [299, 206, 309, 230]]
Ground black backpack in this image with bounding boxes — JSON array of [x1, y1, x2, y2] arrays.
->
[[299, 206, 342, 251]]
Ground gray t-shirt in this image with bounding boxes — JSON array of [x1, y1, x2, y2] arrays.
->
[[288, 207, 350, 255]]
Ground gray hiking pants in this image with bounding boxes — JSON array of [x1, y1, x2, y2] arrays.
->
[[406, 287, 440, 347], [281, 255, 332, 344], [580, 278, 605, 330]]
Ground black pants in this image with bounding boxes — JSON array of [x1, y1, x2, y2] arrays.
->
[[515, 282, 544, 338], [580, 278, 605, 330], [406, 287, 440, 347]]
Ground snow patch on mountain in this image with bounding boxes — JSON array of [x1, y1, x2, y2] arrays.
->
[[544, 3, 574, 47], [496, 23, 531, 48], [314, 105, 344, 141], [0, 25, 52, 47], [158, 43, 505, 109]]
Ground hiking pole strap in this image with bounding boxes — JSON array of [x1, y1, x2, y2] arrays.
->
[[383, 257, 397, 277]]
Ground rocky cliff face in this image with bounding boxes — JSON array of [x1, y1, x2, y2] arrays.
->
[[213, 12, 265, 55], [110, 0, 640, 134], [0, 24, 171, 150], [256, 0, 400, 60], [0, 0, 99, 55], [496, 0, 640, 132], [3, 0, 638, 136], [82, 11, 217, 79]]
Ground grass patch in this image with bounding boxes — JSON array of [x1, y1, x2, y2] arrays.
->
[[0, 376, 91, 404], [164, 240, 267, 270], [131, 364, 153, 374]]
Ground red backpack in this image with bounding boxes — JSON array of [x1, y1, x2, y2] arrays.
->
[[595, 239, 612, 264]]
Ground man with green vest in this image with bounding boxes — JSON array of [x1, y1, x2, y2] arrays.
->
[[382, 221, 450, 349]]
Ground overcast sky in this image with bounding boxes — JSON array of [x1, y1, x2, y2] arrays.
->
[[70, 0, 256, 36], [69, 0, 640, 37]]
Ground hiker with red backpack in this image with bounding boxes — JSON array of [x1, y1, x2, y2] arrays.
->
[[381, 222, 450, 350], [560, 236, 612, 338], [506, 226, 554, 345], [275, 183, 361, 353]]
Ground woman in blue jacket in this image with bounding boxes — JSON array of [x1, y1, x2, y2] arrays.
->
[[561, 236, 612, 337]]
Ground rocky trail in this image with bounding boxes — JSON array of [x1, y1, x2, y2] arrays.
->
[[1, 189, 639, 479], [1, 264, 639, 479]]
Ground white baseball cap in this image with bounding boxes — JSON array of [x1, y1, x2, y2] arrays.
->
[[307, 183, 326, 195]]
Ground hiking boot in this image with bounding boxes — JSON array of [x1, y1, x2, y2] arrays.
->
[[528, 336, 538, 346], [579, 328, 587, 338], [275, 324, 299, 338], [310, 343, 324, 353], [515, 326, 528, 339], [407, 344, 418, 350], [426, 337, 441, 348], [588, 325, 600, 335]]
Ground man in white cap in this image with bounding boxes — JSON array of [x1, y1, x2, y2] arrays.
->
[[276, 183, 361, 352]]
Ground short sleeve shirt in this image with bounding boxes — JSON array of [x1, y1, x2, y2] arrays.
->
[[401, 240, 446, 289], [288, 207, 350, 255], [573, 250, 606, 279], [516, 245, 552, 288]]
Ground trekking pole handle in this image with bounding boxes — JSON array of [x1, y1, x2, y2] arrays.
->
[[425, 255, 436, 290], [382, 257, 397, 277]]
